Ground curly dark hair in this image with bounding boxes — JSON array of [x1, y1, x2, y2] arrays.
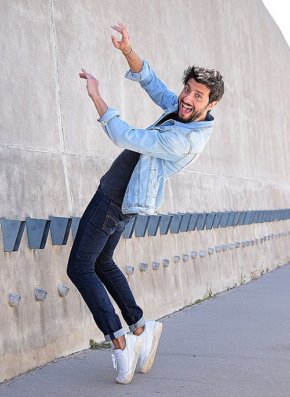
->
[[183, 66, 224, 103]]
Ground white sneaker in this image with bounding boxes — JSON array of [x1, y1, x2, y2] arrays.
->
[[111, 333, 142, 384], [139, 320, 163, 374]]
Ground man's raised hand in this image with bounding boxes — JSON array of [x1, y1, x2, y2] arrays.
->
[[79, 68, 108, 117], [111, 22, 132, 55], [79, 69, 100, 100]]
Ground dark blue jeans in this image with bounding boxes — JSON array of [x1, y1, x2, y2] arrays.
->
[[67, 188, 144, 341]]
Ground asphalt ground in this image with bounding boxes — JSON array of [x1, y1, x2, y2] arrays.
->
[[1, 264, 290, 397]]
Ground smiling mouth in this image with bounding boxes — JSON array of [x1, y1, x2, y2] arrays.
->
[[180, 101, 194, 115]]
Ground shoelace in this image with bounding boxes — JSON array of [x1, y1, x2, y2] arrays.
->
[[111, 352, 128, 378]]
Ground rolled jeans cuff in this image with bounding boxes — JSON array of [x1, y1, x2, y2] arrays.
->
[[104, 327, 126, 342], [129, 316, 146, 332]]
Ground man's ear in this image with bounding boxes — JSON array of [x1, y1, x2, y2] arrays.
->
[[207, 100, 218, 111]]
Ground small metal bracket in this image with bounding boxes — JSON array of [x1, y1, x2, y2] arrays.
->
[[26, 218, 51, 249], [1, 219, 25, 252]]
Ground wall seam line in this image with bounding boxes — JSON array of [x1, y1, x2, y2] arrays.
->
[[50, 0, 73, 213]]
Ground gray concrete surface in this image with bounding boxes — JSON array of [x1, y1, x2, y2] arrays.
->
[[1, 263, 290, 397]]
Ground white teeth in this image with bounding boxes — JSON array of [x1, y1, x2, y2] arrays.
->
[[182, 102, 193, 110]]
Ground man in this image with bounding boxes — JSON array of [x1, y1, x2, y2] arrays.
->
[[67, 22, 224, 385]]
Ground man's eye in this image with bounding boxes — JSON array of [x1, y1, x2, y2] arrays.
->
[[195, 94, 202, 99]]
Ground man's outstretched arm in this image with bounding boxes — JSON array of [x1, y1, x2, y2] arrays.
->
[[78, 70, 192, 161], [111, 22, 177, 110]]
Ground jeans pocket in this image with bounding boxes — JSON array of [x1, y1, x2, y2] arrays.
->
[[101, 202, 122, 235]]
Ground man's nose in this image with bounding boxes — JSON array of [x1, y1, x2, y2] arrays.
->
[[183, 92, 194, 103]]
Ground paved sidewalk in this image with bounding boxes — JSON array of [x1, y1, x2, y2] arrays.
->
[[1, 264, 290, 397]]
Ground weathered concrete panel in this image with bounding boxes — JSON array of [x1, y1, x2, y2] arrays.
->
[[0, 147, 69, 218], [0, 1, 61, 150], [167, 170, 290, 213]]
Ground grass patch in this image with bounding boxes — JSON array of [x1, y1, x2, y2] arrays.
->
[[194, 289, 216, 304], [89, 339, 112, 350]]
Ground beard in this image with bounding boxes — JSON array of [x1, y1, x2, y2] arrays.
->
[[178, 109, 206, 123]]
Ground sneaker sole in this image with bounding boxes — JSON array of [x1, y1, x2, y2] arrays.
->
[[140, 322, 163, 374], [116, 337, 142, 385]]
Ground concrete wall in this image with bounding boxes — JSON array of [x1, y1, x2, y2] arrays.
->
[[1, 0, 290, 381]]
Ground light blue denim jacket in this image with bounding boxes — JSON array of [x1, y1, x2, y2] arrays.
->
[[98, 61, 214, 214]]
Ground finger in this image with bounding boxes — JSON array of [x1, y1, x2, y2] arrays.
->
[[111, 35, 120, 48], [122, 29, 129, 40], [118, 22, 129, 36], [111, 25, 123, 34], [118, 21, 127, 30], [111, 23, 129, 37]]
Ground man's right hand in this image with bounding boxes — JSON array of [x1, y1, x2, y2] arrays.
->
[[79, 69, 108, 117], [111, 22, 132, 55], [79, 69, 100, 100]]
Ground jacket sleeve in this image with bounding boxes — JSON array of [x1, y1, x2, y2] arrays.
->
[[98, 108, 192, 161], [125, 61, 178, 111]]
